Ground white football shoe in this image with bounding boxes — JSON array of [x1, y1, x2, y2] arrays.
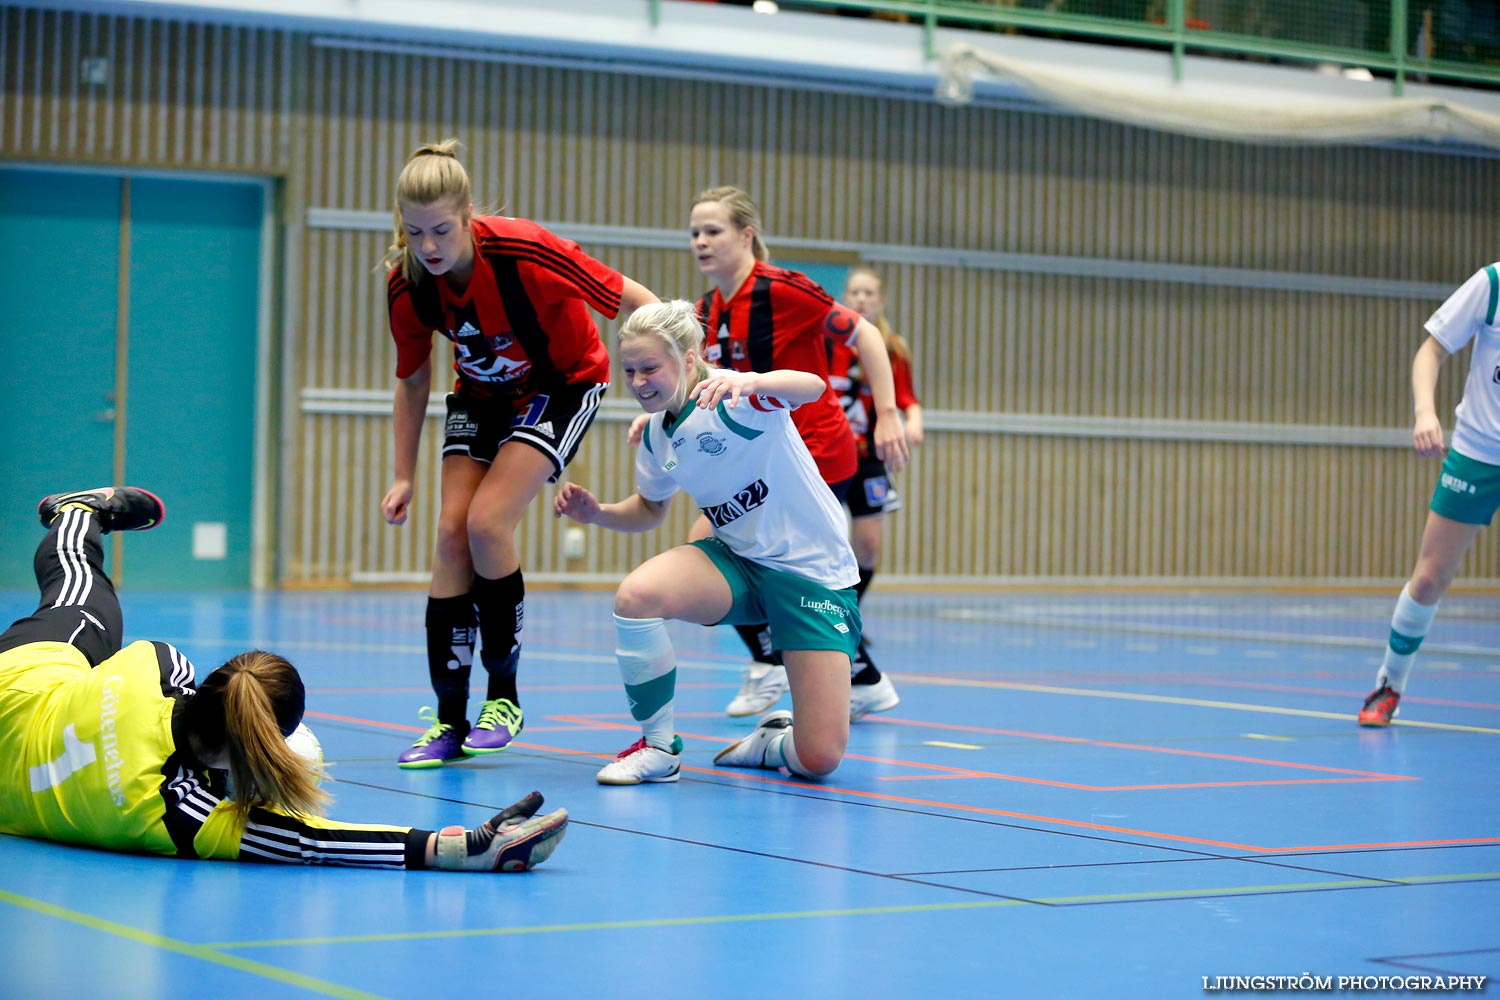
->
[[849, 673, 900, 722], [725, 663, 789, 717], [713, 710, 793, 769], [596, 737, 683, 785]]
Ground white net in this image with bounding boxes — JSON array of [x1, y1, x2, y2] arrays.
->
[[936, 44, 1500, 151]]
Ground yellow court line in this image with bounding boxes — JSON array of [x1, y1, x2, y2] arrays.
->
[[211, 871, 1500, 950], [0, 888, 384, 1000], [909, 676, 1500, 735]]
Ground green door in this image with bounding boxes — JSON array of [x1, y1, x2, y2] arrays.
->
[[0, 169, 122, 585], [125, 177, 262, 589], [777, 260, 850, 304], [0, 167, 264, 589]]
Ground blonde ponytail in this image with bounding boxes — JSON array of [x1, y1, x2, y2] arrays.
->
[[212, 652, 330, 818]]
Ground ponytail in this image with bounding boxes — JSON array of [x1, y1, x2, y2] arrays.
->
[[192, 651, 330, 818], [874, 313, 912, 365]]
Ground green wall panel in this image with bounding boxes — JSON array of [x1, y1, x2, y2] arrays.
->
[[0, 168, 121, 587], [124, 177, 262, 589]]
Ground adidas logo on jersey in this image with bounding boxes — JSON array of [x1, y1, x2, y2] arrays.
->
[[534, 421, 555, 439]]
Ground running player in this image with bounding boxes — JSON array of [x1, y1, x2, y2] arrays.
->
[[555, 301, 860, 784], [0, 487, 567, 871], [830, 267, 924, 678], [1359, 262, 1500, 726], [381, 140, 658, 767], [684, 187, 909, 722]]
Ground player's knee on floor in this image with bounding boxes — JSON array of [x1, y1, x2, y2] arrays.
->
[[786, 731, 845, 779]]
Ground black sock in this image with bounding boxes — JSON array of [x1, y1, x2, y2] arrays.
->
[[852, 636, 881, 686], [475, 569, 524, 705], [735, 624, 782, 666], [426, 594, 477, 727], [405, 829, 433, 870]]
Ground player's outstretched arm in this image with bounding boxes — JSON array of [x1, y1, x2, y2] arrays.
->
[[554, 482, 671, 533], [431, 791, 569, 873], [689, 369, 825, 409]]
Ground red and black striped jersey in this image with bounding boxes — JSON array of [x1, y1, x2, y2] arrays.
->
[[827, 338, 919, 459], [696, 260, 861, 484], [388, 215, 622, 400]]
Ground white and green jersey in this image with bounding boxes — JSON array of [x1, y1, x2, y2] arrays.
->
[[1427, 263, 1500, 465], [0, 640, 414, 867], [636, 370, 859, 589]]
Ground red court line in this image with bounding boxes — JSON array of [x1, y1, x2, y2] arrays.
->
[[848, 753, 1406, 791], [304, 709, 597, 734], [880, 776, 1398, 789], [316, 709, 1490, 855], [306, 710, 415, 732], [546, 714, 1413, 791], [1209, 685, 1500, 711], [909, 674, 1500, 711], [334, 711, 1410, 794], [1135, 679, 1500, 711], [863, 716, 1412, 778], [649, 766, 1500, 855]]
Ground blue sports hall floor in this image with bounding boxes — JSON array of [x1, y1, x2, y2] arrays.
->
[[1, 585, 1497, 999]]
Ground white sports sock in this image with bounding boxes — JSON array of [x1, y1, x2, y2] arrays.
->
[[1376, 585, 1439, 695], [614, 614, 676, 750], [777, 729, 832, 781]]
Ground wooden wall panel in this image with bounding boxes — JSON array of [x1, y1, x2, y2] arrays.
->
[[0, 8, 293, 171], [3, 6, 1497, 585]]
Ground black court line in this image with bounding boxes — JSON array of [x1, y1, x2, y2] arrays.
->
[[1370, 949, 1500, 977], [896, 844, 1500, 880], [539, 747, 1244, 859], [329, 734, 1500, 879], [322, 782, 1500, 913]]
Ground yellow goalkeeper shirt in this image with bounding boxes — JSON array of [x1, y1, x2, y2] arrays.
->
[[0, 640, 413, 867]]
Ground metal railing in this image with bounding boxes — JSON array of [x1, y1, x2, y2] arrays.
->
[[647, 0, 1500, 96]]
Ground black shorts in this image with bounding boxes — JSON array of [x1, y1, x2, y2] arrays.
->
[[443, 381, 607, 482], [845, 455, 901, 518]]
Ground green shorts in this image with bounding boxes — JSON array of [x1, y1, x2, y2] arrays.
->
[[1429, 449, 1500, 526], [690, 538, 861, 661]]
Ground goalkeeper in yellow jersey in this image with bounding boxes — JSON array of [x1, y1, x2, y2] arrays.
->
[[0, 487, 567, 872]]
